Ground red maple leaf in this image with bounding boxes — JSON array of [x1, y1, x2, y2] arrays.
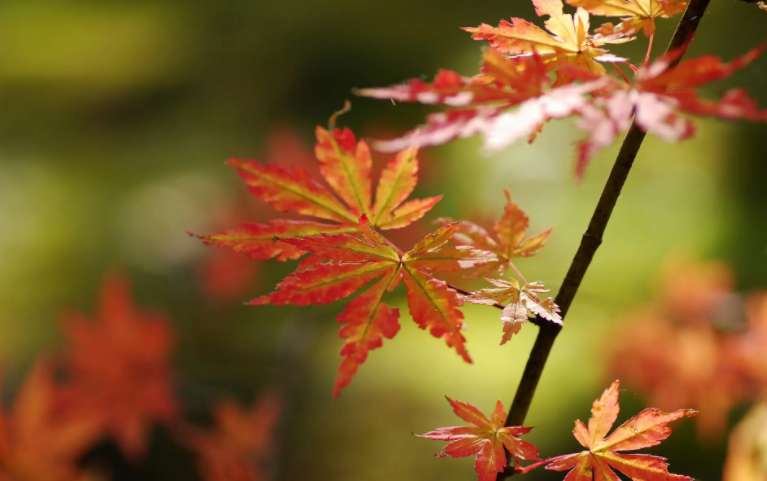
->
[[59, 273, 177, 460], [577, 45, 767, 176], [356, 50, 608, 153], [417, 397, 538, 481], [184, 393, 281, 481], [253, 215, 496, 397], [192, 126, 441, 261], [545, 380, 696, 480], [0, 361, 101, 481]]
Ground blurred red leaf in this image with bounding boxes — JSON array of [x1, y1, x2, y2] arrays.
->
[[186, 393, 281, 481], [59, 273, 177, 460], [0, 361, 101, 481]]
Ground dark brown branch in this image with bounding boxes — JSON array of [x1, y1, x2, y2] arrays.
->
[[496, 0, 713, 477]]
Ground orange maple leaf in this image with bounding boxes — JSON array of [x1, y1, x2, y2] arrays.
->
[[0, 361, 101, 481], [192, 126, 441, 261], [439, 191, 552, 278], [59, 273, 177, 460], [568, 0, 688, 37], [417, 397, 538, 481], [545, 380, 696, 480], [463, 0, 633, 77], [185, 393, 281, 481], [254, 215, 496, 397]]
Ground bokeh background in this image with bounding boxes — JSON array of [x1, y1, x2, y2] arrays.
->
[[0, 0, 766, 480]]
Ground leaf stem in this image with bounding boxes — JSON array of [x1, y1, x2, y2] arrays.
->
[[610, 62, 631, 85], [644, 33, 655, 67], [508, 260, 528, 285], [495, 0, 712, 477]]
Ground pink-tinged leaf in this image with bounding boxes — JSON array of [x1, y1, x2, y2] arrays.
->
[[521, 282, 562, 324], [576, 46, 767, 175], [227, 159, 356, 223], [191, 220, 357, 262], [545, 380, 696, 481], [468, 278, 561, 342], [418, 398, 538, 481], [335, 267, 402, 397], [402, 267, 471, 363], [483, 80, 607, 152], [372, 108, 504, 152], [356, 69, 519, 106], [315, 126, 372, 215], [500, 301, 529, 345]]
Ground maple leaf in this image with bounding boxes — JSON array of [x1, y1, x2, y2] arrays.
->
[[253, 215, 496, 397], [468, 278, 562, 344], [569, 0, 688, 37], [0, 361, 102, 481], [463, 0, 633, 77], [417, 397, 539, 481], [185, 393, 281, 481], [439, 191, 552, 278], [192, 127, 441, 260], [545, 380, 696, 481], [59, 273, 177, 460], [357, 50, 608, 152], [577, 45, 767, 176]]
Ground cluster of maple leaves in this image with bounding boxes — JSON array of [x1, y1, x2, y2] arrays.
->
[[0, 274, 279, 481], [185, 0, 767, 479], [357, 0, 767, 177], [193, 124, 564, 397]]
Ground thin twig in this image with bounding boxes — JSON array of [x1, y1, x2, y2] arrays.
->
[[495, 0, 713, 477]]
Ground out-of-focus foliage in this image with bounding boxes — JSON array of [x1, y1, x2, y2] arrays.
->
[[607, 257, 767, 439]]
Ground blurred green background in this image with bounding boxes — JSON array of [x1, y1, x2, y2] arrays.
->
[[0, 0, 765, 480]]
